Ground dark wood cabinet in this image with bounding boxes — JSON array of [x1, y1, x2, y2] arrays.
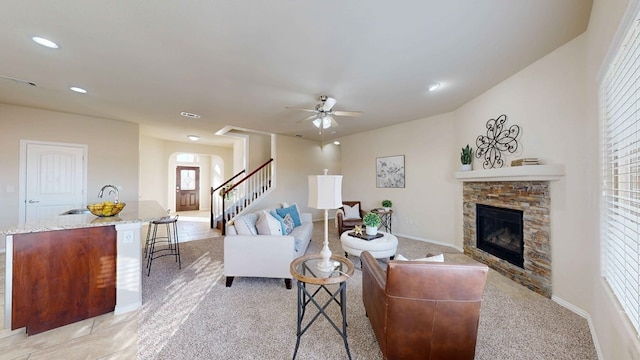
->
[[12, 226, 117, 335]]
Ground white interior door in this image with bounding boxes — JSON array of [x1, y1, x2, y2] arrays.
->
[[22, 142, 86, 222]]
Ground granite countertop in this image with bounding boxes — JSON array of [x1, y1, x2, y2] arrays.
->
[[1, 200, 168, 235]]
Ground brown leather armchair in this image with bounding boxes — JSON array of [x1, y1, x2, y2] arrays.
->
[[361, 251, 489, 360], [336, 201, 366, 235]]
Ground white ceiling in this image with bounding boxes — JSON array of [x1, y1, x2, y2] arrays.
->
[[0, 1, 592, 146]]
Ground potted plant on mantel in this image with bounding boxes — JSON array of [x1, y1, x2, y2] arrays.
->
[[363, 212, 382, 236], [460, 144, 473, 171], [381, 199, 392, 211]]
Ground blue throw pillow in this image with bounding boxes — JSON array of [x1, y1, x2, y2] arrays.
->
[[276, 204, 302, 227], [270, 210, 287, 235]]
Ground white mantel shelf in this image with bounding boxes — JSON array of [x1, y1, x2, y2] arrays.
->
[[454, 164, 565, 182]]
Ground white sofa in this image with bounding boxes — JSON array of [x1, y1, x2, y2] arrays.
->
[[224, 208, 313, 289]]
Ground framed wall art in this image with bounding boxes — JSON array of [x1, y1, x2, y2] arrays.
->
[[376, 155, 405, 188]]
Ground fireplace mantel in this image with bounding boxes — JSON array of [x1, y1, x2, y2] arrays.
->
[[455, 164, 565, 182]]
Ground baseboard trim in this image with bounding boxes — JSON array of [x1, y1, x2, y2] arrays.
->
[[552, 295, 603, 359], [552, 295, 588, 318], [114, 301, 142, 316]]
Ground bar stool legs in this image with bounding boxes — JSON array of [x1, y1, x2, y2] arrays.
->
[[145, 215, 181, 276]]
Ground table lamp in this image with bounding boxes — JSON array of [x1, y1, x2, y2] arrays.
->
[[308, 169, 343, 272]]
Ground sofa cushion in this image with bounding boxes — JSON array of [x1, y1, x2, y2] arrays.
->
[[256, 210, 283, 236], [276, 204, 302, 227], [290, 221, 313, 254], [343, 203, 361, 219], [234, 213, 259, 235]]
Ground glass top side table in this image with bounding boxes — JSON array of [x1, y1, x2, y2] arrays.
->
[[289, 254, 355, 359]]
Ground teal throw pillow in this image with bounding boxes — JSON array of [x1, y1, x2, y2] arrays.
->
[[276, 204, 301, 227]]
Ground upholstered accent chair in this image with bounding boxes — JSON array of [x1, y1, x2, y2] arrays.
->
[[361, 251, 489, 360], [336, 201, 366, 235]]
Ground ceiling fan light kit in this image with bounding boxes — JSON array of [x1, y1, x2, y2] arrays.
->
[[288, 95, 362, 131], [313, 117, 332, 129]]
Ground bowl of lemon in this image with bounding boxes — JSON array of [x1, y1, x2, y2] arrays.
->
[[87, 201, 126, 217]]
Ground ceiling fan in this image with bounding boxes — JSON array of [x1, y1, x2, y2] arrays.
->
[[287, 95, 362, 129]]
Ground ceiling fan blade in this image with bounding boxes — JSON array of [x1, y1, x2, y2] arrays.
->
[[286, 107, 319, 113], [320, 97, 337, 111], [332, 110, 363, 117], [296, 114, 318, 124]]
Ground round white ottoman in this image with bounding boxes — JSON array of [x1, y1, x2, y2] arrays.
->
[[340, 231, 398, 259]]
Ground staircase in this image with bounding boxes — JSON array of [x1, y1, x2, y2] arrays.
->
[[210, 158, 274, 234]]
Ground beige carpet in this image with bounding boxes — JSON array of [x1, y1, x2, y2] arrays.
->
[[138, 223, 597, 359]]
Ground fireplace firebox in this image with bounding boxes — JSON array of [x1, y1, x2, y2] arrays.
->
[[476, 204, 524, 268]]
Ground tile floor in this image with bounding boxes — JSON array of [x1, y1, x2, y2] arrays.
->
[[0, 212, 218, 360]]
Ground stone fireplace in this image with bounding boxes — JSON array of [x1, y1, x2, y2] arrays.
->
[[457, 166, 563, 298]]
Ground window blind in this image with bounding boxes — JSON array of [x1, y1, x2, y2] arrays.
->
[[602, 14, 640, 335]]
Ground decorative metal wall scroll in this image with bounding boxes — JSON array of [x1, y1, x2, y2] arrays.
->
[[475, 114, 520, 169]]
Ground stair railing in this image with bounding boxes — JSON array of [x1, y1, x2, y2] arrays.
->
[[211, 170, 245, 228], [211, 158, 274, 234]]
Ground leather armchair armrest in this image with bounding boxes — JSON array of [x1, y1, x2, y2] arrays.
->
[[361, 251, 389, 354], [362, 251, 386, 289]]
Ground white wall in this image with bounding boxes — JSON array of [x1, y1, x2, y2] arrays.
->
[[247, 132, 272, 170], [253, 135, 342, 221], [139, 136, 166, 204], [139, 135, 233, 211], [341, 112, 457, 245], [454, 34, 590, 307], [586, 0, 640, 359], [0, 104, 139, 229]]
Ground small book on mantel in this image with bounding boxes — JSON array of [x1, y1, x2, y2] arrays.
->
[[511, 158, 539, 166]]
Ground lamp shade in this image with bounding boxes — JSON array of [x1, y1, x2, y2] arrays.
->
[[308, 174, 342, 210]]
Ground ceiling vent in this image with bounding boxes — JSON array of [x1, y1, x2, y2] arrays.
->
[[0, 75, 37, 87], [180, 111, 201, 119]]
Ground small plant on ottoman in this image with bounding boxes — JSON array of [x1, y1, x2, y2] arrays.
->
[[363, 212, 382, 236]]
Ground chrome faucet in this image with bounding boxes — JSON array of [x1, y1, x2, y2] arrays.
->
[[97, 185, 120, 203]]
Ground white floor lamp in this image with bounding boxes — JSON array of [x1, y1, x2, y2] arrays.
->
[[308, 169, 343, 272]]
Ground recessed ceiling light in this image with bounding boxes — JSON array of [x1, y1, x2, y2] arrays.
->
[[333, 141, 341, 145], [187, 135, 200, 141], [180, 111, 201, 119], [428, 82, 442, 92], [32, 36, 59, 49], [70, 86, 87, 93]]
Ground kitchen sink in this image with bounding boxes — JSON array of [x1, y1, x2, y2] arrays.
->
[[60, 209, 91, 215]]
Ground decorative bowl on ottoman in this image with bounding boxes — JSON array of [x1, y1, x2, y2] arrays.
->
[[87, 201, 126, 217]]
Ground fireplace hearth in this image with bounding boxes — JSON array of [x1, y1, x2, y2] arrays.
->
[[476, 204, 524, 268]]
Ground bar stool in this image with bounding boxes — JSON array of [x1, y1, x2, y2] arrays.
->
[[145, 215, 181, 276]]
